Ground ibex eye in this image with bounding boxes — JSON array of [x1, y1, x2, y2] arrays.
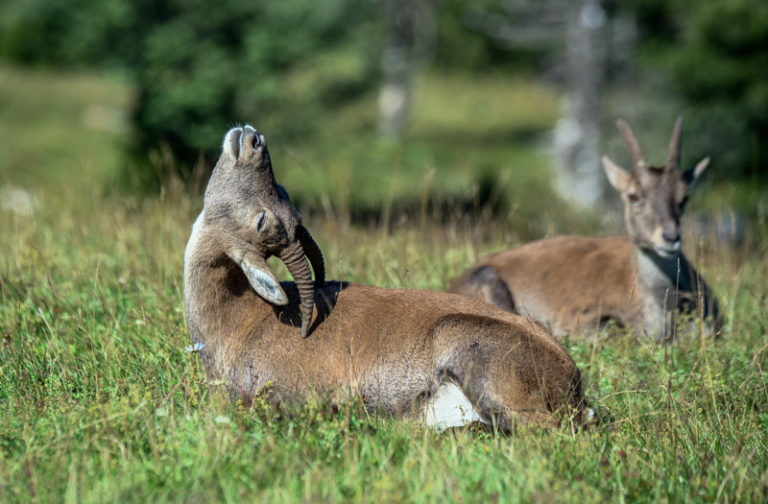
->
[[627, 193, 641, 205], [255, 211, 267, 233]]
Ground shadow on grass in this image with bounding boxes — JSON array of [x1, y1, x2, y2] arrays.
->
[[410, 124, 548, 149]]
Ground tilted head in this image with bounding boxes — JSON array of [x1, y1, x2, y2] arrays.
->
[[601, 117, 710, 258], [204, 125, 325, 337]]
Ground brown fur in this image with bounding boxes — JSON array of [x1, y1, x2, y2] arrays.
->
[[183, 126, 588, 431], [449, 118, 721, 341]]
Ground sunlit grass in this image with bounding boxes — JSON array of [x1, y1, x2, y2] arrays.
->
[[2, 187, 767, 502]]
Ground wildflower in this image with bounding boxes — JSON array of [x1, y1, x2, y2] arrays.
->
[[185, 342, 205, 353]]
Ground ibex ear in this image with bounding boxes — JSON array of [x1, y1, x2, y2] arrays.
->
[[683, 157, 710, 188], [602, 156, 632, 193], [240, 253, 288, 306], [222, 127, 243, 161]]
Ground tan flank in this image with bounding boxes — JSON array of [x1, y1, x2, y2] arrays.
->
[[449, 117, 721, 341], [184, 126, 589, 432]]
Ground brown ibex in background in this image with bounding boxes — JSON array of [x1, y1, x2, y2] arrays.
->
[[184, 125, 590, 431], [449, 118, 721, 341]]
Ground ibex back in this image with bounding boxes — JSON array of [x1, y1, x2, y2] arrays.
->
[[449, 118, 721, 341], [184, 126, 589, 431]]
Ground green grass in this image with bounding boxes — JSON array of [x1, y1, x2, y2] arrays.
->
[[0, 64, 131, 191], [1, 65, 768, 503]]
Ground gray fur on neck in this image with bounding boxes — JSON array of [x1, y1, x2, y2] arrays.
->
[[635, 247, 694, 296], [634, 245, 710, 339]]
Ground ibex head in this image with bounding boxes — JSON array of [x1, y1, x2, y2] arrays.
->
[[204, 125, 325, 337], [601, 117, 710, 258]]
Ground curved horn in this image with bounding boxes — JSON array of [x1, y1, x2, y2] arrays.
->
[[279, 239, 314, 338], [616, 119, 647, 170], [665, 116, 683, 172], [296, 225, 325, 287]]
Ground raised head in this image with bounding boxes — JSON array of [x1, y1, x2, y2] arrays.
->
[[204, 125, 325, 337], [602, 117, 709, 258]]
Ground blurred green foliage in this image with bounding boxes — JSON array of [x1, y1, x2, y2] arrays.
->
[[0, 0, 380, 188], [129, 0, 379, 187], [433, 0, 546, 72], [0, 0, 766, 188], [672, 0, 768, 178], [628, 0, 768, 179], [0, 0, 137, 68]]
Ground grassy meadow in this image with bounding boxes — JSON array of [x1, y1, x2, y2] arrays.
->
[[1, 64, 767, 502]]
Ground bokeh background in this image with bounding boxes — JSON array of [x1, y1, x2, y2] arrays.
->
[[1, 0, 766, 232]]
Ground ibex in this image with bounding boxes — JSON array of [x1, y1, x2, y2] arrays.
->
[[184, 125, 590, 431], [449, 118, 721, 341]]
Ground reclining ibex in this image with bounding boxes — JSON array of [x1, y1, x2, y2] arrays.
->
[[184, 125, 590, 431], [449, 118, 721, 341]]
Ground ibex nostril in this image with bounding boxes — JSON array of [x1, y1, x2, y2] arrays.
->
[[661, 225, 680, 244]]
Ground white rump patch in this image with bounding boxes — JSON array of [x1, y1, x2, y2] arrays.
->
[[422, 382, 485, 431]]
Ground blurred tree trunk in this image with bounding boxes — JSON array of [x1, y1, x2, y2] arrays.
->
[[553, 0, 607, 209], [378, 0, 438, 139], [465, 0, 610, 209]]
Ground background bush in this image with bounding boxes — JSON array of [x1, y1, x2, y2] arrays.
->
[[629, 0, 768, 180], [0, 0, 380, 187]]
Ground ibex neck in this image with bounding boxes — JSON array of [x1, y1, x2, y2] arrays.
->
[[184, 212, 244, 342], [634, 247, 695, 298]]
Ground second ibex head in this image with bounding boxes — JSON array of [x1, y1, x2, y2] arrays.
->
[[601, 117, 710, 259]]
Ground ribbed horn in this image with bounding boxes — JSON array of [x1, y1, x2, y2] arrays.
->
[[296, 225, 325, 287], [616, 119, 647, 170], [279, 239, 314, 338], [665, 116, 683, 172]]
